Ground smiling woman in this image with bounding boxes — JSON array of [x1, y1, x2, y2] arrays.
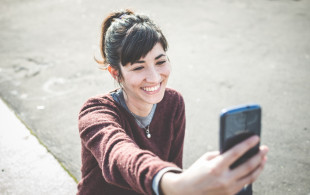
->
[[77, 9, 268, 195], [77, 9, 184, 195]]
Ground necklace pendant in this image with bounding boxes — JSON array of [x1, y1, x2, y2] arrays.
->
[[145, 127, 151, 138]]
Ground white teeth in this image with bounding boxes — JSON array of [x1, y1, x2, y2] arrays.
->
[[142, 84, 160, 92]]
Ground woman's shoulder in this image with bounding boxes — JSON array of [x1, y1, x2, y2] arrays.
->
[[163, 88, 184, 102], [79, 90, 119, 114], [161, 88, 185, 109]]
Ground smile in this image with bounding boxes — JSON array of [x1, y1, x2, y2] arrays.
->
[[141, 84, 160, 92]]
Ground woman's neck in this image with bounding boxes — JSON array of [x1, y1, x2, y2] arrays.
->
[[127, 103, 153, 117], [123, 92, 153, 117]]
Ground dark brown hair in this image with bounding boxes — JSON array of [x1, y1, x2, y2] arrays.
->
[[98, 9, 168, 80]]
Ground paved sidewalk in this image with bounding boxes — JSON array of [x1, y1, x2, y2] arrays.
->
[[1, 0, 309, 194], [0, 98, 77, 195]]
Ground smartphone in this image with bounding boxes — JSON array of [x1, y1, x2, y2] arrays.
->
[[220, 104, 261, 169]]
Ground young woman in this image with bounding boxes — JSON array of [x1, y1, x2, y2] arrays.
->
[[77, 9, 268, 195]]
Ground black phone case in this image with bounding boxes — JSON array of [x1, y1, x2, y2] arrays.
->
[[220, 105, 261, 169]]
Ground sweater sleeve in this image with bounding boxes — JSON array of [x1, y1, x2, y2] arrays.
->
[[78, 97, 179, 195], [168, 92, 186, 167]]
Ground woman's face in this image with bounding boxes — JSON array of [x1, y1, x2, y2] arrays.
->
[[120, 42, 171, 112]]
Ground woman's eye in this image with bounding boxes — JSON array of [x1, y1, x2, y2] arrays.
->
[[156, 61, 166, 65], [133, 67, 144, 71]]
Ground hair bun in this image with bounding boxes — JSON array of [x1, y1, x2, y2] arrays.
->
[[99, 9, 135, 64]]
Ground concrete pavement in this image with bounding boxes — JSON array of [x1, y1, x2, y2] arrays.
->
[[0, 98, 77, 195], [1, 0, 310, 194]]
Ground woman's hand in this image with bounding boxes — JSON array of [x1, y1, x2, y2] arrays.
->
[[160, 136, 268, 195]]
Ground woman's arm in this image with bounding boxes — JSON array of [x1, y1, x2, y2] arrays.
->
[[160, 136, 268, 195], [79, 97, 179, 194]]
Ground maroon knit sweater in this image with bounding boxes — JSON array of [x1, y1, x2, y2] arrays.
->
[[77, 88, 186, 195]]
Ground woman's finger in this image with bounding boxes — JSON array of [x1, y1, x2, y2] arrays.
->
[[230, 147, 266, 180], [217, 135, 260, 168], [233, 155, 267, 191], [228, 156, 266, 195]]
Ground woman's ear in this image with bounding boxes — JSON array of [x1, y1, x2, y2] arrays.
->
[[108, 65, 119, 80]]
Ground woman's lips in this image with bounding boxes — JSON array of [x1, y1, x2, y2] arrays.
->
[[141, 83, 161, 93]]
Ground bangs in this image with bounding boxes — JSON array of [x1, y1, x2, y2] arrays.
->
[[120, 23, 167, 66]]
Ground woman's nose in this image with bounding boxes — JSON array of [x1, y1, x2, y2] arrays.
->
[[145, 66, 161, 83]]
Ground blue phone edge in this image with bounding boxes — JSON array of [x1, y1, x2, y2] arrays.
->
[[220, 104, 261, 117]]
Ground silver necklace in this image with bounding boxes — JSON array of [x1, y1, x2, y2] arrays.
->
[[119, 90, 152, 138], [131, 115, 151, 139]]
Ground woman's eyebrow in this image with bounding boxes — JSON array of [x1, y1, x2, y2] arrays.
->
[[155, 54, 166, 60]]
